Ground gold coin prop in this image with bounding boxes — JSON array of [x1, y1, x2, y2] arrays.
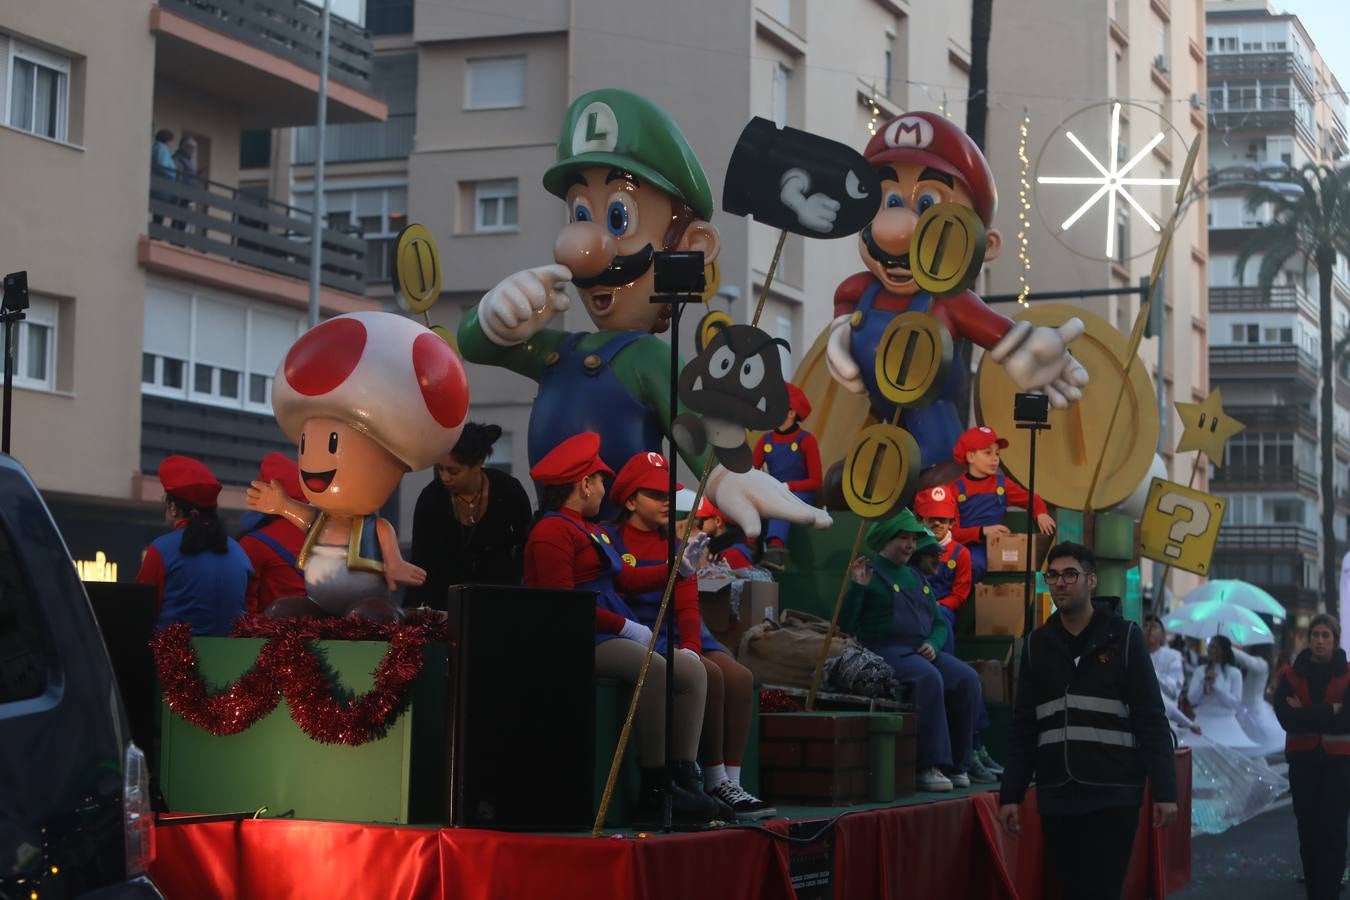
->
[[393, 224, 442, 313], [910, 203, 986, 297], [975, 303, 1159, 511], [696, 309, 735, 354], [874, 311, 953, 409], [842, 423, 922, 519], [699, 259, 721, 303]]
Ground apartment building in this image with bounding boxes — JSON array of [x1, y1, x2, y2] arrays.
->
[[983, 0, 1210, 606], [1202, 0, 1349, 627], [0, 0, 386, 577]]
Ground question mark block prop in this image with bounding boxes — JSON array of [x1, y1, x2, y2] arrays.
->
[[1139, 478, 1226, 576]]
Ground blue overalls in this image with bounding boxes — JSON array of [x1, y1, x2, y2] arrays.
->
[[758, 429, 817, 546], [849, 281, 966, 469], [529, 331, 668, 516], [543, 512, 638, 645], [152, 530, 251, 636], [927, 542, 965, 654], [607, 528, 727, 655], [864, 559, 980, 773], [954, 473, 1008, 583]]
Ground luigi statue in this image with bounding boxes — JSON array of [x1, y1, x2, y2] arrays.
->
[[458, 88, 831, 537]]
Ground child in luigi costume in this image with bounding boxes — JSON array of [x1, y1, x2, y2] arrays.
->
[[841, 508, 983, 792], [458, 88, 829, 538]]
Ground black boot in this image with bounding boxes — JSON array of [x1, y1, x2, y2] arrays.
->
[[672, 761, 735, 822], [636, 765, 723, 825]]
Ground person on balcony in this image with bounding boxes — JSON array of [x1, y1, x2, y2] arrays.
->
[[173, 136, 198, 234], [151, 129, 176, 227]]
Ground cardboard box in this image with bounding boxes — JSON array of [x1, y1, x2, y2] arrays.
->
[[975, 582, 1027, 637], [700, 581, 778, 654], [985, 532, 1049, 572], [967, 659, 1009, 704]]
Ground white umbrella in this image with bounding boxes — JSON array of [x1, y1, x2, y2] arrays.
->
[[1180, 580, 1285, 622], [1164, 600, 1274, 646]]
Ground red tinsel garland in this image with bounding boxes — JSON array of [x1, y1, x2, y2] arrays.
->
[[151, 615, 445, 746], [759, 688, 804, 713]]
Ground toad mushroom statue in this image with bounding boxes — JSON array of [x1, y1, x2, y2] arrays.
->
[[246, 312, 470, 622]]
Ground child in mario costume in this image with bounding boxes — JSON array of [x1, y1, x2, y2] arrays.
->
[[238, 452, 306, 615], [825, 112, 1088, 468], [752, 383, 821, 569], [694, 498, 757, 570], [458, 88, 828, 537], [914, 485, 972, 653], [950, 425, 1055, 583]]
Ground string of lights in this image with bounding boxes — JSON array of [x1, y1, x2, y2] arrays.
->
[[1016, 111, 1033, 306]]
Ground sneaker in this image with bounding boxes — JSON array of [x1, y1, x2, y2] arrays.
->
[[949, 771, 971, 789], [977, 747, 1004, 775], [917, 767, 954, 792], [967, 758, 998, 784], [709, 780, 777, 820]]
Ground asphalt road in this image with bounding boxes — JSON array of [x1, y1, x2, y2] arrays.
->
[[1174, 795, 1313, 899]]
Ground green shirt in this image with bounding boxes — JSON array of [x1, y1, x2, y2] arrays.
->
[[839, 554, 948, 653], [457, 309, 711, 472]]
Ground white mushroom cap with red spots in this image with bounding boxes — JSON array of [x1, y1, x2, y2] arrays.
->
[[272, 312, 470, 471]]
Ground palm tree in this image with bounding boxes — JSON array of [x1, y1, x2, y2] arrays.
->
[[1235, 162, 1350, 619]]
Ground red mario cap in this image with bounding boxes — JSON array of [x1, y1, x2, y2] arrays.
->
[[786, 383, 812, 420], [914, 485, 958, 519], [952, 426, 1009, 464], [529, 432, 615, 486], [158, 455, 222, 508], [695, 498, 723, 520], [863, 112, 997, 226], [611, 451, 683, 506], [259, 452, 305, 502]]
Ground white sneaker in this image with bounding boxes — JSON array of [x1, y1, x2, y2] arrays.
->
[[949, 771, 971, 789], [917, 767, 954, 792]]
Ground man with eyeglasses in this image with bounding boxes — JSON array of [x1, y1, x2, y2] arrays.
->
[[996, 542, 1177, 900]]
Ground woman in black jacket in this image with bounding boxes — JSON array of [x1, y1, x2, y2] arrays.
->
[[407, 423, 532, 608], [1274, 613, 1350, 900]]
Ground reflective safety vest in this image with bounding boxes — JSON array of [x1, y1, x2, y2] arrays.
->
[[1284, 666, 1350, 756]]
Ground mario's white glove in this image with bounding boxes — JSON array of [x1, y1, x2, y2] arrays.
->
[[988, 318, 1090, 408], [619, 619, 653, 646], [707, 467, 832, 541], [477, 264, 573, 346], [825, 314, 867, 396]]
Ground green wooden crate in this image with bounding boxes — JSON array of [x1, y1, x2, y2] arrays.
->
[[1055, 508, 1086, 544], [1095, 560, 1132, 601], [1094, 512, 1136, 561], [786, 511, 866, 574], [159, 638, 448, 825]]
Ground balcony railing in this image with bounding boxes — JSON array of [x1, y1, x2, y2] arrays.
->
[[159, 0, 375, 90], [1209, 107, 1315, 146], [1208, 50, 1315, 96], [1209, 344, 1319, 381], [148, 173, 365, 292], [293, 113, 415, 164], [1209, 285, 1318, 317], [1214, 524, 1318, 554], [1211, 464, 1319, 492], [1227, 404, 1319, 435]]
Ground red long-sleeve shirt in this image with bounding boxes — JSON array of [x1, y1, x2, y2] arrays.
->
[[936, 537, 973, 611], [613, 522, 702, 653], [833, 272, 1013, 349], [524, 508, 626, 634], [238, 518, 306, 615], [950, 472, 1049, 546], [752, 427, 822, 494]]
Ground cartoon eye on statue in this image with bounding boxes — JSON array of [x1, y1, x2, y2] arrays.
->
[[246, 312, 470, 622], [456, 88, 830, 537], [823, 112, 1090, 469], [672, 322, 791, 474]]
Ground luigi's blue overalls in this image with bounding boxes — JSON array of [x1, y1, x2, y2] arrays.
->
[[954, 473, 1008, 583], [849, 281, 966, 469], [607, 527, 727, 655], [542, 512, 638, 645]]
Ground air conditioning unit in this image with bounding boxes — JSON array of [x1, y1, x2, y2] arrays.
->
[[1153, 54, 1170, 73]]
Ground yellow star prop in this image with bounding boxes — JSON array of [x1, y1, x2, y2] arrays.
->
[[1173, 389, 1245, 465]]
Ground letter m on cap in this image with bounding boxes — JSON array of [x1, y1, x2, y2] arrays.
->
[[885, 116, 932, 149]]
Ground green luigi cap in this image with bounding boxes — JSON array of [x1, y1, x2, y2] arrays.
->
[[543, 88, 715, 221], [865, 509, 933, 553], [914, 532, 941, 556]]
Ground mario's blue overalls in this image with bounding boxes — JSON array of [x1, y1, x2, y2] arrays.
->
[[954, 473, 1008, 583], [607, 528, 727, 655], [758, 431, 816, 547], [542, 513, 638, 646], [528, 331, 667, 516], [864, 558, 980, 774], [926, 544, 964, 654], [849, 281, 966, 469]]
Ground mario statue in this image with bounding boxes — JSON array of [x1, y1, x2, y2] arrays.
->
[[825, 112, 1089, 468], [458, 88, 830, 538]]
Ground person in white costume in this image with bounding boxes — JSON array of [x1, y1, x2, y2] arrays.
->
[[1187, 636, 1259, 753], [1145, 615, 1200, 735], [1231, 644, 1285, 757]]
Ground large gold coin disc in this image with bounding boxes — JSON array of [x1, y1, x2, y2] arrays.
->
[[842, 424, 922, 519], [910, 203, 987, 297], [394, 224, 442, 313], [975, 303, 1160, 511], [874, 311, 953, 409], [698, 259, 721, 303], [697, 310, 735, 353]]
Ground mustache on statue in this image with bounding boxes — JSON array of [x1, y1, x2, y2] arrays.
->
[[862, 225, 909, 271], [571, 243, 656, 289]]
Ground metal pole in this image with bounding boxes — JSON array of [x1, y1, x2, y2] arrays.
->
[[2, 314, 13, 456], [306, 0, 332, 329], [1151, 268, 1166, 612], [662, 297, 681, 833]]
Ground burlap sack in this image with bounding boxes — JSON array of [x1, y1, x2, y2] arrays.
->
[[737, 609, 854, 690]]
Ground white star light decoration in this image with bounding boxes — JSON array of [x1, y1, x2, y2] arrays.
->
[[1037, 102, 1179, 258]]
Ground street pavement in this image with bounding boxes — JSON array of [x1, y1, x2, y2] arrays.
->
[[1174, 789, 1311, 899]]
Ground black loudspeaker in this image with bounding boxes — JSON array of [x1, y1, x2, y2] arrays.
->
[[445, 584, 596, 830], [85, 582, 159, 757]]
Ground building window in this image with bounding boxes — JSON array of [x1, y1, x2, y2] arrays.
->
[[306, 183, 407, 283], [1115, 210, 1128, 263], [12, 295, 57, 392], [883, 48, 892, 96], [5, 39, 70, 142], [1263, 326, 1293, 343], [473, 179, 519, 233], [772, 63, 791, 128], [1217, 36, 1237, 53], [466, 56, 526, 110], [1230, 323, 1258, 343]]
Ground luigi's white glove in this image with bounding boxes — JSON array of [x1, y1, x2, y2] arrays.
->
[[988, 318, 1090, 408], [825, 314, 867, 396], [477, 264, 573, 346], [707, 467, 832, 541], [619, 619, 653, 646]]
